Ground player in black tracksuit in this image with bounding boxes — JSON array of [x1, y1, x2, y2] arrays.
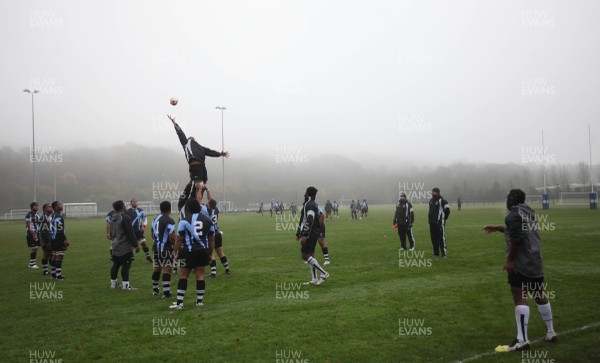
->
[[428, 187, 450, 257], [168, 115, 229, 200], [296, 186, 329, 285], [394, 193, 415, 250]]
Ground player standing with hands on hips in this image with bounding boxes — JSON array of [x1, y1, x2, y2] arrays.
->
[[482, 189, 557, 352]]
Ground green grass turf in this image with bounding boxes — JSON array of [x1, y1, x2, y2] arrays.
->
[[1, 204, 599, 362]]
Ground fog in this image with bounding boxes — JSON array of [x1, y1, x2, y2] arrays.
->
[[1, 144, 597, 212], [1, 1, 599, 212], [1, 0, 599, 167]]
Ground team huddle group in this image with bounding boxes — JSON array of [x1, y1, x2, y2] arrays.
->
[[22, 115, 558, 350]]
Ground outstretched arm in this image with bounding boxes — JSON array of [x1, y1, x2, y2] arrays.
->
[[203, 145, 229, 158], [168, 115, 188, 146], [481, 225, 505, 234]]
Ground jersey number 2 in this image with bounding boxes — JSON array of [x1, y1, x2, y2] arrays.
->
[[194, 221, 204, 237]]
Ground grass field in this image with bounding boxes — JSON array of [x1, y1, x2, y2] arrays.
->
[[1, 204, 599, 363]]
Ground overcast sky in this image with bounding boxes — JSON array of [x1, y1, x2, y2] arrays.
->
[[1, 0, 599, 166]]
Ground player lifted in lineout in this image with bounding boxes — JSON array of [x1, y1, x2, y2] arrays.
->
[[167, 115, 229, 202]]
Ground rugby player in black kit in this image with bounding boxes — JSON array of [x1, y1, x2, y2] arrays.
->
[[25, 202, 40, 269], [125, 198, 152, 263], [151, 201, 177, 298], [50, 201, 70, 280], [296, 186, 329, 285]]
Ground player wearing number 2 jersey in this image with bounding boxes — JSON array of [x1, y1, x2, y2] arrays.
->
[[170, 199, 215, 309]]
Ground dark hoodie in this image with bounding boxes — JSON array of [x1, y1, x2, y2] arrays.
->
[[110, 212, 139, 257], [504, 203, 544, 278]]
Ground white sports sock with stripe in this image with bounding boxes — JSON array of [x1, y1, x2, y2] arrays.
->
[[515, 305, 530, 342]]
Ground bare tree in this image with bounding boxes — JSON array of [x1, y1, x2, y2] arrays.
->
[[578, 161, 591, 190], [558, 165, 570, 191]]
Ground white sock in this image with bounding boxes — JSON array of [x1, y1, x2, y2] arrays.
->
[[537, 302, 555, 333], [310, 266, 317, 281], [122, 281, 130, 289], [306, 256, 326, 274], [515, 305, 530, 342], [110, 279, 117, 288]]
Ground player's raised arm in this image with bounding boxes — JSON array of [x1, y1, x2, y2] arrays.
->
[[168, 115, 188, 146]]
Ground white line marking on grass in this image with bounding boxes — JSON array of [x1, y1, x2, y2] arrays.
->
[[454, 321, 600, 363]]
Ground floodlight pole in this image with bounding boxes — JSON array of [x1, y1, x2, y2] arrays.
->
[[589, 124, 594, 193], [541, 130, 550, 210], [54, 158, 57, 201], [216, 106, 226, 212], [542, 130, 547, 194], [24, 89, 39, 202]]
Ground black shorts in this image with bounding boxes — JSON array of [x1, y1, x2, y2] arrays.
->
[[113, 252, 134, 265], [318, 225, 326, 238], [215, 232, 223, 248], [135, 231, 145, 240], [301, 235, 318, 254], [40, 232, 51, 243], [189, 163, 208, 183], [51, 239, 67, 252], [179, 248, 210, 269], [27, 234, 40, 248], [508, 272, 544, 288], [153, 248, 175, 268], [41, 233, 52, 251]]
